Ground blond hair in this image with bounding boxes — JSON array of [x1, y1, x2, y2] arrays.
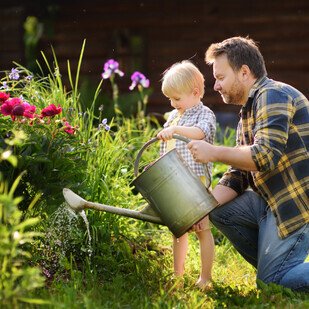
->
[[161, 60, 205, 98]]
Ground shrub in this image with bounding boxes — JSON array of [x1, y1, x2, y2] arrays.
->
[[0, 66, 88, 213]]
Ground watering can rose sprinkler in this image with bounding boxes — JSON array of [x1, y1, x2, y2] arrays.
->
[[63, 134, 219, 238]]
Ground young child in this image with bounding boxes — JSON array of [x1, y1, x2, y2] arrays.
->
[[157, 60, 216, 289]]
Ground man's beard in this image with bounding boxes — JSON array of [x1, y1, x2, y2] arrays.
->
[[221, 79, 245, 105]]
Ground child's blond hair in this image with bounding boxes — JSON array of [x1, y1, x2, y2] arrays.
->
[[161, 60, 205, 98]]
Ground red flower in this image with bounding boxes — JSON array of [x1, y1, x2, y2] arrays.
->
[[1, 98, 21, 116], [11, 104, 26, 116], [23, 103, 36, 119], [41, 104, 62, 117], [63, 121, 75, 135], [0, 98, 37, 120], [0, 92, 10, 104]]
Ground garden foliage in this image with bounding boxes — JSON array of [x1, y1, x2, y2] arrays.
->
[[0, 134, 45, 307], [1, 41, 305, 308]]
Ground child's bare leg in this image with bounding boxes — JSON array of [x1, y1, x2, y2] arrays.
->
[[173, 233, 189, 276], [196, 217, 215, 288]]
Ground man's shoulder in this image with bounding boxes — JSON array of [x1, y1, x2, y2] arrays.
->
[[258, 78, 303, 96], [253, 78, 307, 104]]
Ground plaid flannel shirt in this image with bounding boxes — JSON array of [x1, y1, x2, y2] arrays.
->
[[160, 102, 216, 178], [219, 77, 309, 238]]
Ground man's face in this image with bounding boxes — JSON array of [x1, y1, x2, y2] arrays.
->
[[212, 54, 246, 105]]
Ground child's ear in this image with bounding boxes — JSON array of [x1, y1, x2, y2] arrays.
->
[[193, 88, 199, 97]]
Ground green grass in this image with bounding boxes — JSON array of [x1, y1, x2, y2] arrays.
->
[[30, 228, 309, 308]]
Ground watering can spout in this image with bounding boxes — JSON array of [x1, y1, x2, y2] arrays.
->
[[63, 188, 86, 212], [63, 188, 164, 225]]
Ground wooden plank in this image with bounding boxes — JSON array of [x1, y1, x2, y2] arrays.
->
[[2, 0, 309, 115]]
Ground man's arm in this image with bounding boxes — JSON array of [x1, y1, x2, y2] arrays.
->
[[212, 184, 238, 205], [187, 140, 258, 172]]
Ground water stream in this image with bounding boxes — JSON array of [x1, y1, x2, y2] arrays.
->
[[47, 203, 93, 259], [79, 209, 92, 257]]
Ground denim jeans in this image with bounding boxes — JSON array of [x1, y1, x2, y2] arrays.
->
[[209, 190, 309, 291]]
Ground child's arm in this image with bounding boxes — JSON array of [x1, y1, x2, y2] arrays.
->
[[157, 125, 204, 141]]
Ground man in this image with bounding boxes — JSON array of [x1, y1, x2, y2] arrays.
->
[[188, 36, 309, 291]]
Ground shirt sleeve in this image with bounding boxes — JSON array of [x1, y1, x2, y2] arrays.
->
[[250, 89, 294, 172], [194, 108, 217, 143], [218, 167, 250, 195]]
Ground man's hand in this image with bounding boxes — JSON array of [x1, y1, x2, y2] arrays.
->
[[187, 140, 214, 163], [188, 140, 258, 171]]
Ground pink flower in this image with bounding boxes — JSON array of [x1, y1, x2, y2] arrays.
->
[[0, 97, 36, 120], [1, 98, 22, 116], [63, 121, 75, 135], [23, 103, 36, 118], [0, 92, 10, 104], [12, 104, 26, 116], [41, 104, 62, 117]]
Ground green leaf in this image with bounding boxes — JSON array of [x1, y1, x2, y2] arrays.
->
[[18, 297, 51, 305]]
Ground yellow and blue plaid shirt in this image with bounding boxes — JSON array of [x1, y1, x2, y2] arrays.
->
[[219, 77, 309, 238]]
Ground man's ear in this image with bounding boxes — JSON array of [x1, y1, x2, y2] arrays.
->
[[240, 65, 251, 81]]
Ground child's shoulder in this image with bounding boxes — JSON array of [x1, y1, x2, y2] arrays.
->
[[165, 109, 178, 120], [200, 102, 214, 112], [198, 103, 216, 118]]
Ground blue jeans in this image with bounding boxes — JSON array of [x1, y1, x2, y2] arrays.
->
[[209, 190, 309, 291]]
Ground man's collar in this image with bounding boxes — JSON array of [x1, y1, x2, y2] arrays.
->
[[248, 76, 268, 98], [242, 76, 268, 111]]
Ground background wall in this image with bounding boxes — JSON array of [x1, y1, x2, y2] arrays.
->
[[1, 0, 309, 127]]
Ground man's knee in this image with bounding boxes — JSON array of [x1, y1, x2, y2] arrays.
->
[[209, 206, 222, 227]]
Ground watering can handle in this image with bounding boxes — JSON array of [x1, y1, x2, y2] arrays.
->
[[134, 134, 189, 177], [134, 134, 211, 188]]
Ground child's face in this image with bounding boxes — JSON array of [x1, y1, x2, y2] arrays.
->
[[168, 89, 200, 114]]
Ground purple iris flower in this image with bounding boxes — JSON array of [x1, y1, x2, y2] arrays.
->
[[101, 59, 124, 79], [129, 71, 150, 90], [9, 68, 20, 80], [98, 118, 110, 131], [25, 75, 33, 81], [0, 82, 8, 90]]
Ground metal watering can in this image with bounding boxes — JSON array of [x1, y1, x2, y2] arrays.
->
[[63, 134, 219, 238]]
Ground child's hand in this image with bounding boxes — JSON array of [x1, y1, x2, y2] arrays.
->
[[157, 127, 175, 141], [189, 216, 209, 232], [143, 161, 155, 171]]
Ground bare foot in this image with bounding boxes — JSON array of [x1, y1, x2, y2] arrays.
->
[[195, 278, 213, 291], [166, 275, 184, 290]]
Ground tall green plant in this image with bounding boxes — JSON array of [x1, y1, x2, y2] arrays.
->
[[0, 134, 46, 307]]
